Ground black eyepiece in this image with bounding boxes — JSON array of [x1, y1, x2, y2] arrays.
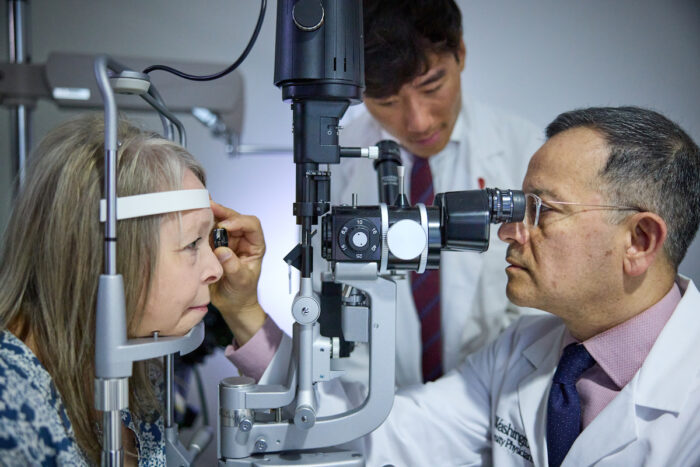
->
[[213, 228, 229, 249], [486, 188, 525, 224]]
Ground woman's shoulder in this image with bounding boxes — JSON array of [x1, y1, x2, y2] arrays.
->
[[0, 330, 86, 464], [0, 330, 54, 399]]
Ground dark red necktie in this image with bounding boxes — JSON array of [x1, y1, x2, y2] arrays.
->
[[410, 156, 443, 382]]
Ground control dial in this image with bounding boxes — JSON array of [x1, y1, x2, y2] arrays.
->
[[338, 218, 380, 260]]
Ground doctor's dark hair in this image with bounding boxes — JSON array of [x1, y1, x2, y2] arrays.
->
[[545, 106, 700, 270], [363, 0, 463, 98]]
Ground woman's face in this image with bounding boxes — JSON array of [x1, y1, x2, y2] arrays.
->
[[134, 170, 223, 337]]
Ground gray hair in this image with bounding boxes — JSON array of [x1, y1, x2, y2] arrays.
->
[[545, 106, 700, 270]]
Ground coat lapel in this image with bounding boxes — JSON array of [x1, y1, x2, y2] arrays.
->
[[517, 324, 566, 466], [564, 277, 699, 465], [565, 381, 638, 465], [463, 98, 509, 192]]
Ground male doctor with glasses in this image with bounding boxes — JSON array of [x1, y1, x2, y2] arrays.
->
[[228, 106, 700, 466]]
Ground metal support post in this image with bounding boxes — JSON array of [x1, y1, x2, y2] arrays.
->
[[7, 0, 31, 189]]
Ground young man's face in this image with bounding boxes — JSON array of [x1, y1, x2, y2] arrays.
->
[[364, 40, 466, 158], [497, 128, 629, 326]]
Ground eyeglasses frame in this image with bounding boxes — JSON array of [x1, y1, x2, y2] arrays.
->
[[524, 192, 642, 228]]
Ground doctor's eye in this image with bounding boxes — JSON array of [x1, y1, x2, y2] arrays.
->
[[424, 84, 443, 94], [539, 203, 554, 214], [377, 100, 396, 107]]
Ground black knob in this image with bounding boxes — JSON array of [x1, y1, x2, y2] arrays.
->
[[293, 0, 324, 31]]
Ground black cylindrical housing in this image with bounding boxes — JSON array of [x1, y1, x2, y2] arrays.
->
[[435, 191, 491, 252], [435, 188, 525, 252], [321, 188, 524, 271], [274, 0, 364, 103], [373, 140, 402, 206], [321, 205, 441, 270]]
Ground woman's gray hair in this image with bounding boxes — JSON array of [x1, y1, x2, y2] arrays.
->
[[0, 113, 206, 462]]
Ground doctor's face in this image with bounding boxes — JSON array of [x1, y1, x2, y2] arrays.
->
[[497, 128, 627, 320], [134, 170, 223, 337], [364, 41, 466, 159]]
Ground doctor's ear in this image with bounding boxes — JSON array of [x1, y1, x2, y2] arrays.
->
[[622, 212, 668, 277], [457, 38, 467, 71]]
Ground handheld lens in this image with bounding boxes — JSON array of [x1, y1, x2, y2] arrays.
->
[[213, 228, 229, 249]]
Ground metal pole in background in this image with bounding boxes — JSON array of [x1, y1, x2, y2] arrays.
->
[[8, 0, 31, 189]]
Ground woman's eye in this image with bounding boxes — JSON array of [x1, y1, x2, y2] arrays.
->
[[425, 85, 443, 94], [185, 237, 202, 251]]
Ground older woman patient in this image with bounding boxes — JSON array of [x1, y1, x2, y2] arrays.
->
[[0, 115, 267, 465]]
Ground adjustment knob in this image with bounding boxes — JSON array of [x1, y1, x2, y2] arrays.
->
[[293, 0, 324, 31], [387, 219, 426, 260], [321, 214, 333, 259], [348, 227, 370, 251], [338, 218, 380, 260]]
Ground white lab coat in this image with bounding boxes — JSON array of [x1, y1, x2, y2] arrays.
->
[[264, 276, 700, 466], [314, 96, 544, 387]]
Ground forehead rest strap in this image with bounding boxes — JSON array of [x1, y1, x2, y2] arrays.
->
[[99, 189, 210, 222]]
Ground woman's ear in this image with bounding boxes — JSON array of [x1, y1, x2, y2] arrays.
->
[[622, 212, 668, 277]]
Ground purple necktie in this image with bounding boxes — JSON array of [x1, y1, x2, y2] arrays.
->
[[410, 156, 443, 382]]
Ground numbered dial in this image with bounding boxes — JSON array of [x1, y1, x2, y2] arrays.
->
[[338, 218, 380, 260]]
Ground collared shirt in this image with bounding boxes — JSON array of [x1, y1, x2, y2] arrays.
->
[[562, 282, 682, 428], [0, 331, 165, 466]]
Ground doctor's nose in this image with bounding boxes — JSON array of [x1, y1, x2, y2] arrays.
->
[[498, 221, 529, 245], [404, 97, 433, 134]]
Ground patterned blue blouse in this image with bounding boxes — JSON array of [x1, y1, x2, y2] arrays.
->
[[0, 331, 166, 466]]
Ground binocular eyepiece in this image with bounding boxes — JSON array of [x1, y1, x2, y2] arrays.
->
[[321, 187, 525, 273], [436, 188, 525, 251]]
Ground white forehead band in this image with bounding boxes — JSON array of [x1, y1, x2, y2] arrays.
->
[[99, 189, 210, 222]]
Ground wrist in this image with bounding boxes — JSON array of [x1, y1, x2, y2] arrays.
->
[[221, 302, 267, 346]]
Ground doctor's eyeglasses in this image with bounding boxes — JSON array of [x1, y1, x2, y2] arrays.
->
[[523, 193, 642, 228]]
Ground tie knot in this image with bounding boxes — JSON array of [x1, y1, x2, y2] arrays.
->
[[411, 155, 431, 175], [552, 343, 595, 385]]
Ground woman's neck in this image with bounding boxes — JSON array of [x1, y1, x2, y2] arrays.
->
[[7, 318, 42, 363]]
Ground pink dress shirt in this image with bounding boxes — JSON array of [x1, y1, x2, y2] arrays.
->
[[225, 317, 282, 382], [226, 282, 682, 431], [565, 282, 682, 428]]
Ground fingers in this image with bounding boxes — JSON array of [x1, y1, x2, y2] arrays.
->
[[215, 246, 242, 276], [214, 246, 233, 264], [220, 215, 263, 238], [211, 200, 261, 234], [210, 200, 265, 254], [211, 199, 238, 221]]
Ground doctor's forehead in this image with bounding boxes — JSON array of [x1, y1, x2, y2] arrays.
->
[[524, 128, 608, 195]]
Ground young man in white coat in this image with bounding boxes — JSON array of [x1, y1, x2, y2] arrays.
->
[[228, 106, 700, 466], [320, 0, 543, 387]]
